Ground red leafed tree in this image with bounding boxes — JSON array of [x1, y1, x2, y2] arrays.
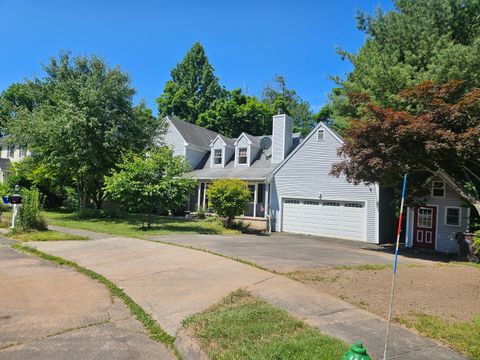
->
[[332, 81, 480, 212]]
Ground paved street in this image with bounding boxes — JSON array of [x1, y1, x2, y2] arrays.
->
[[146, 232, 429, 271], [27, 229, 464, 359], [0, 243, 174, 360]]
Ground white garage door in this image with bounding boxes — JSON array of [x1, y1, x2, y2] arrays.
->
[[282, 199, 366, 241]]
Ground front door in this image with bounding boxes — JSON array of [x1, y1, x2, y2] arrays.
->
[[413, 206, 437, 249]]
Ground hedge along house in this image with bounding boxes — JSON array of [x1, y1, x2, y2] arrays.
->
[[405, 174, 471, 254], [164, 114, 396, 242]]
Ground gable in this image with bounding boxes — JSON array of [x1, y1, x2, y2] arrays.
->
[[211, 136, 226, 148], [272, 123, 342, 176]]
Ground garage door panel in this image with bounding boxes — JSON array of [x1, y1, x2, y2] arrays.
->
[[282, 199, 365, 241]]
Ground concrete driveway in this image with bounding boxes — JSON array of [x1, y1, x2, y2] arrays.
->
[[146, 232, 427, 271], [0, 242, 174, 360]]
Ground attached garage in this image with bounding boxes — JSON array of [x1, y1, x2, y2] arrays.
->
[[282, 198, 366, 241]]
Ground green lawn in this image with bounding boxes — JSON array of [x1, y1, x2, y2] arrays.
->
[[43, 211, 238, 238], [9, 230, 88, 242], [183, 289, 348, 360], [397, 313, 480, 359]]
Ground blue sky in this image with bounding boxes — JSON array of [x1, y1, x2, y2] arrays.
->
[[0, 0, 393, 114]]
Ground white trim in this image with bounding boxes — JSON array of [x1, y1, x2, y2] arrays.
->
[[406, 207, 412, 247], [253, 184, 258, 218], [233, 133, 253, 146], [444, 206, 461, 227], [431, 180, 446, 198], [210, 135, 227, 147], [412, 204, 439, 250], [317, 128, 325, 141]]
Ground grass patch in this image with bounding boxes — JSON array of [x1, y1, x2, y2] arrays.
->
[[9, 230, 88, 242], [450, 261, 480, 269], [184, 289, 348, 360], [284, 270, 340, 283], [43, 210, 238, 238], [397, 312, 480, 359], [11, 244, 178, 356], [334, 263, 392, 271]]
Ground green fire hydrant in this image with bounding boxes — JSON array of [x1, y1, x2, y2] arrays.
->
[[343, 342, 372, 360]]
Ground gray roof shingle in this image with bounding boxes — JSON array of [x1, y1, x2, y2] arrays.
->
[[167, 116, 221, 149]]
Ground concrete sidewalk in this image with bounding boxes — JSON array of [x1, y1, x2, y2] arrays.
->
[[0, 243, 175, 360], [28, 230, 465, 360]]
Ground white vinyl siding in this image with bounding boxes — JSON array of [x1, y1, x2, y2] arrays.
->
[[406, 178, 469, 253], [271, 124, 378, 243]]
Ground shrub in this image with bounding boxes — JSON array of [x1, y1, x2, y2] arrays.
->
[[206, 179, 251, 228], [196, 206, 206, 219], [17, 188, 47, 231]]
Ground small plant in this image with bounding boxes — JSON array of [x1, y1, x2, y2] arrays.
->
[[17, 187, 47, 231], [206, 179, 251, 228], [196, 206, 206, 219]]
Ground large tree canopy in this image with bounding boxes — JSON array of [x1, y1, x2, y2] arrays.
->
[[197, 89, 274, 138], [156, 42, 224, 124], [329, 0, 480, 132], [104, 148, 194, 226], [157, 43, 316, 137], [262, 75, 316, 136], [4, 52, 159, 208], [332, 81, 480, 212]]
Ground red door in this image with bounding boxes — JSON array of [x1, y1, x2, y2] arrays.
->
[[413, 206, 436, 249]]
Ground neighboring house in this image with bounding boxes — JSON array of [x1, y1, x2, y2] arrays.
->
[[0, 138, 29, 183], [164, 114, 396, 244], [405, 175, 470, 254]]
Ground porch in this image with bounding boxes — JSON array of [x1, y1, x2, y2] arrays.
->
[[190, 181, 269, 219]]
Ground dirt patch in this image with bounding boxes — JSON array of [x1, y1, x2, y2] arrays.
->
[[285, 263, 480, 322]]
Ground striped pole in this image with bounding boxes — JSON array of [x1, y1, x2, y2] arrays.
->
[[383, 174, 407, 360]]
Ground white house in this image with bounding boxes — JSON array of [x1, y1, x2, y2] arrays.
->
[[164, 114, 397, 244], [0, 137, 29, 183], [405, 175, 470, 254]]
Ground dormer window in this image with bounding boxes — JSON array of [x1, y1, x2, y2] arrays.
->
[[432, 180, 445, 197], [213, 149, 222, 165], [238, 147, 248, 164], [317, 129, 325, 141]]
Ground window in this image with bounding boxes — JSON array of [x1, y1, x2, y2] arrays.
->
[[417, 208, 433, 228], [323, 201, 340, 207], [317, 129, 325, 141], [19, 147, 26, 158], [445, 206, 460, 226], [304, 200, 320, 205], [213, 149, 222, 165], [285, 199, 300, 204], [432, 181, 445, 197], [344, 202, 364, 208], [238, 147, 248, 164], [8, 145, 14, 158]]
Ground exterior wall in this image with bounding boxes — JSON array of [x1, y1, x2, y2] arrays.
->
[[271, 124, 379, 243], [164, 122, 186, 157], [0, 143, 28, 162], [210, 137, 226, 168], [185, 147, 206, 169], [234, 136, 250, 167], [405, 179, 468, 254]]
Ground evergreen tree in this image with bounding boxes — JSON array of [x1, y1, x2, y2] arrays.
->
[[329, 0, 480, 132], [157, 42, 224, 123]]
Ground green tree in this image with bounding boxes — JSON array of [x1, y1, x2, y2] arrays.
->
[[329, 0, 480, 132], [103, 148, 194, 227], [5, 51, 160, 209], [332, 81, 480, 212], [198, 89, 274, 137], [157, 42, 224, 124], [206, 178, 251, 228], [262, 75, 315, 135]]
